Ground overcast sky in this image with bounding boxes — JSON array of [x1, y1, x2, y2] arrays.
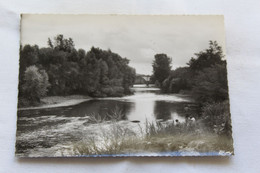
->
[[21, 15, 226, 75]]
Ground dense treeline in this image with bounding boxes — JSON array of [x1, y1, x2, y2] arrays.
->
[[153, 41, 228, 104], [152, 41, 232, 136], [18, 34, 136, 107]]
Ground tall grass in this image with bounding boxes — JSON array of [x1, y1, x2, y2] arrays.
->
[[73, 109, 233, 155], [74, 121, 139, 155], [87, 105, 124, 123]]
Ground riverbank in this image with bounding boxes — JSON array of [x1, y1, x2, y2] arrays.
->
[[16, 85, 233, 157], [16, 116, 233, 157], [18, 95, 92, 110], [73, 119, 234, 156]]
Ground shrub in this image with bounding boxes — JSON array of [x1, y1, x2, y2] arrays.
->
[[100, 86, 124, 97], [19, 65, 50, 106], [192, 64, 228, 103], [201, 101, 232, 136]]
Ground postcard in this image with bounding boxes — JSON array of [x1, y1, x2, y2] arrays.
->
[[16, 14, 233, 157]]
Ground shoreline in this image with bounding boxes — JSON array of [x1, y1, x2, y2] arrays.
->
[[17, 87, 194, 111], [18, 95, 92, 111]]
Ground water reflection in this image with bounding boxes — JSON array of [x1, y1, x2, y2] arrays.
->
[[153, 101, 188, 123], [18, 85, 193, 125], [125, 86, 191, 123], [63, 100, 134, 119], [19, 100, 134, 119], [126, 97, 155, 122], [16, 85, 196, 156]]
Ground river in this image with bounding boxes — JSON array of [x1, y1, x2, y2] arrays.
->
[[16, 84, 198, 157]]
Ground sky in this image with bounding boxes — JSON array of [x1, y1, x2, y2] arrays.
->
[[21, 15, 226, 75]]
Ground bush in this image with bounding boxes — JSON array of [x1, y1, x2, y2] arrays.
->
[[20, 65, 50, 105], [201, 101, 232, 136], [160, 67, 193, 93], [100, 86, 124, 97], [191, 63, 228, 103]]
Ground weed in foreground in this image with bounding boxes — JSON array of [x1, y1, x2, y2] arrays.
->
[[73, 115, 233, 155]]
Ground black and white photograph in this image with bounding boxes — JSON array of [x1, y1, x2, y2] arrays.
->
[[16, 14, 233, 157]]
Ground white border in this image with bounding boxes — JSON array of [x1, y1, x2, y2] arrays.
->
[[1, 0, 260, 172]]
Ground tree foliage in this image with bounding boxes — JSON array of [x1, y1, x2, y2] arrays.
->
[[161, 41, 228, 103], [48, 34, 75, 53], [152, 54, 172, 85], [18, 34, 136, 106], [161, 67, 193, 93], [187, 41, 225, 71], [21, 65, 50, 103], [158, 41, 231, 136], [192, 64, 228, 103]]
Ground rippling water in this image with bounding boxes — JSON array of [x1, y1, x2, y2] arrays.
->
[[16, 84, 198, 157]]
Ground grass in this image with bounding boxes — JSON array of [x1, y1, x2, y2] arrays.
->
[[73, 111, 234, 156], [74, 123, 138, 155]]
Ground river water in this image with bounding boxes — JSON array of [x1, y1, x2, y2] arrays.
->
[[16, 84, 198, 157]]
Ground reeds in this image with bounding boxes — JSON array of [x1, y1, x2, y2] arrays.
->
[[73, 108, 233, 155]]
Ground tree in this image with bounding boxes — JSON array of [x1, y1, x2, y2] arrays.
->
[[78, 49, 86, 61], [22, 65, 50, 103], [19, 45, 39, 76], [38, 47, 53, 66], [48, 34, 75, 53], [187, 41, 224, 71], [19, 45, 40, 96], [100, 60, 109, 86], [122, 66, 136, 94], [157, 41, 228, 100], [81, 50, 101, 96], [152, 54, 172, 85], [161, 67, 193, 93], [19, 36, 137, 100], [47, 38, 54, 49], [192, 63, 228, 103]]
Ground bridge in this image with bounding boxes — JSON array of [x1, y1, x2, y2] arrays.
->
[[134, 75, 151, 86]]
